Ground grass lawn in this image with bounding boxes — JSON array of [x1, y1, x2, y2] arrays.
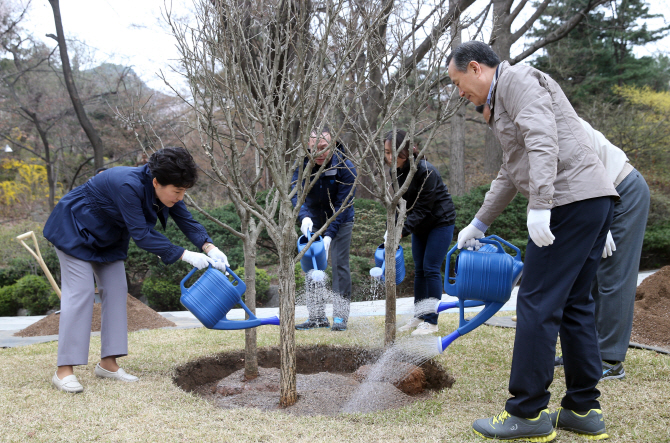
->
[[1, 312, 669, 442]]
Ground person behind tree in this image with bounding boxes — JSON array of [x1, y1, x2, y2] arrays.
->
[[291, 127, 357, 331], [385, 130, 456, 336], [44, 147, 230, 393]]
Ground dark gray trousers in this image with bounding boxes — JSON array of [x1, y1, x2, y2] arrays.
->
[[55, 249, 129, 366], [592, 169, 650, 362], [307, 221, 353, 320]]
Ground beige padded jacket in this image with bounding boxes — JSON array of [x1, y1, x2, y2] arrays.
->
[[475, 61, 618, 227]]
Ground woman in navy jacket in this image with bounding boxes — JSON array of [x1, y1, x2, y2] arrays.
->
[[44, 147, 229, 393], [385, 130, 456, 335]]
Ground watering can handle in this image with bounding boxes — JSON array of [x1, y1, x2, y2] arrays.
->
[[180, 267, 200, 292], [477, 238, 504, 253], [484, 235, 522, 259], [225, 267, 247, 297], [444, 244, 459, 295]]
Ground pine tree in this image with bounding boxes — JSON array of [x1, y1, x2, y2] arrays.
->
[[530, 0, 670, 105]]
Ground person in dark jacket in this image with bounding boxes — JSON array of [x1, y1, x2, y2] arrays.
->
[[386, 130, 456, 335], [44, 147, 230, 393], [291, 128, 357, 331]]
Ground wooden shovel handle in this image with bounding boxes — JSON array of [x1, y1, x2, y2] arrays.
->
[[16, 231, 62, 299]]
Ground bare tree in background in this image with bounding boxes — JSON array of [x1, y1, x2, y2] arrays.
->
[[332, 0, 476, 343], [0, 37, 69, 210], [47, 0, 105, 170], [476, 0, 610, 178]]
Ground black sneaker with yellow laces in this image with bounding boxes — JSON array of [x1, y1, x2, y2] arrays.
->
[[549, 408, 608, 440], [472, 409, 556, 441]]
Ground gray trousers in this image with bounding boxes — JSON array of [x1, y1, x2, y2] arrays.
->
[[55, 249, 129, 366], [591, 169, 650, 362], [308, 221, 353, 320]]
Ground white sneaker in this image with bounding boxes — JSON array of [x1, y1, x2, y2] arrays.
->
[[52, 372, 83, 393], [398, 317, 423, 332], [94, 363, 139, 382], [411, 322, 438, 335]]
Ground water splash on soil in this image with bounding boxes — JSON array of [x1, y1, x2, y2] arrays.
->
[[342, 334, 441, 413]]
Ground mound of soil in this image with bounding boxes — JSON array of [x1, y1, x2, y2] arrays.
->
[[176, 345, 454, 416], [631, 266, 670, 351], [13, 294, 176, 337]]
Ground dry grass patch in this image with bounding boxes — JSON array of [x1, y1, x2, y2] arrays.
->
[[1, 312, 668, 442]]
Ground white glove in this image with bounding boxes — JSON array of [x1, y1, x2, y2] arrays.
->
[[457, 223, 485, 249], [181, 250, 215, 270], [323, 236, 332, 258], [207, 247, 230, 271], [527, 209, 555, 247], [383, 230, 388, 245], [602, 230, 616, 259], [300, 217, 313, 238]]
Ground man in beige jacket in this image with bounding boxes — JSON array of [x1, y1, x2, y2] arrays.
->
[[448, 41, 619, 441]]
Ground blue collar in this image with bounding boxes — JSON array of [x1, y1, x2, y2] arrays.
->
[[486, 65, 500, 107], [142, 164, 169, 229]]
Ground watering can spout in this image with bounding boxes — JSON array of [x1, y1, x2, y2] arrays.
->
[[438, 330, 461, 354], [260, 315, 280, 326]]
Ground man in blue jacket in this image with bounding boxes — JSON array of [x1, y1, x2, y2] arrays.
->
[[291, 128, 357, 331]]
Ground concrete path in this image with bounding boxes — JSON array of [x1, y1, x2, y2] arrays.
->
[[0, 269, 658, 348]]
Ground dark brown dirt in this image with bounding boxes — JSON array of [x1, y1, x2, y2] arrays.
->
[[176, 345, 454, 416], [13, 294, 176, 337], [353, 363, 425, 395], [631, 266, 670, 351]]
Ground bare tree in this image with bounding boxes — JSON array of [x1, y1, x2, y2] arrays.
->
[[0, 37, 68, 210], [448, 0, 467, 196], [164, 0, 486, 403], [477, 0, 610, 177], [47, 0, 105, 170]]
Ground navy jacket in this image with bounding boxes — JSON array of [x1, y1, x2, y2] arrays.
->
[[43, 165, 212, 264], [290, 150, 356, 239], [396, 159, 456, 237]]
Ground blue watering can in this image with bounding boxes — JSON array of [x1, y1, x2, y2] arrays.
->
[[369, 243, 406, 284], [434, 235, 523, 353], [180, 265, 280, 330], [297, 231, 328, 281]]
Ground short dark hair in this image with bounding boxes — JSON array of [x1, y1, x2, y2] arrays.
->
[[447, 41, 500, 72], [95, 167, 108, 175], [311, 124, 331, 136], [385, 129, 418, 161], [147, 147, 198, 188]]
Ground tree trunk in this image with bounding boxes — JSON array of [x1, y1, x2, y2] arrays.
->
[[277, 209, 297, 406], [48, 0, 104, 170], [448, 0, 467, 196], [242, 218, 259, 379], [483, 3, 513, 180], [384, 206, 398, 345], [33, 118, 56, 211]]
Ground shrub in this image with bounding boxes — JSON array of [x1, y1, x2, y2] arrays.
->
[[0, 284, 19, 316], [641, 222, 670, 269], [141, 277, 183, 311], [234, 266, 271, 305], [13, 275, 59, 315], [294, 262, 305, 290]]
